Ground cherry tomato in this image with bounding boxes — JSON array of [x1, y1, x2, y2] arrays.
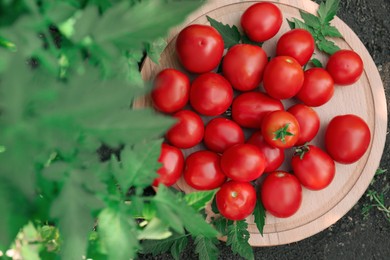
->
[[292, 145, 335, 190], [166, 110, 204, 149], [231, 91, 284, 128], [296, 68, 334, 107], [184, 150, 226, 190], [325, 114, 371, 164], [241, 2, 283, 42], [176, 24, 224, 73], [204, 118, 245, 153], [222, 44, 268, 91], [261, 171, 302, 218], [216, 180, 257, 220], [153, 143, 184, 187], [190, 72, 233, 116], [326, 50, 363, 85], [287, 104, 320, 146], [263, 56, 304, 99], [151, 69, 190, 113]]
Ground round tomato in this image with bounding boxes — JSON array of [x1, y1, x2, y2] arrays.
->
[[220, 144, 266, 182], [292, 145, 335, 190], [222, 44, 268, 91], [287, 104, 320, 146], [296, 68, 334, 107], [184, 150, 226, 190], [326, 50, 363, 85], [204, 118, 245, 153], [176, 24, 224, 73], [153, 143, 184, 187], [151, 69, 190, 113], [325, 114, 371, 164], [190, 72, 233, 116], [231, 91, 284, 128], [241, 2, 282, 42], [166, 110, 204, 149], [216, 180, 257, 220], [263, 56, 304, 99], [261, 171, 302, 218]]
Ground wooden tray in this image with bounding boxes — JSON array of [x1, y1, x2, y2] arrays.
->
[[138, 0, 387, 246]]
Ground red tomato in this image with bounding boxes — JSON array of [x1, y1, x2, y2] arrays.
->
[[261, 171, 302, 218], [247, 131, 284, 172], [176, 24, 224, 73], [220, 144, 266, 182], [153, 143, 184, 187], [326, 50, 363, 85], [296, 68, 334, 107], [241, 2, 282, 42], [166, 110, 204, 149], [263, 56, 304, 99], [190, 72, 233, 116], [292, 145, 335, 190], [204, 118, 245, 153], [231, 91, 284, 128], [184, 150, 226, 190], [325, 114, 371, 164], [216, 180, 257, 220], [287, 104, 320, 146], [222, 44, 268, 91], [151, 69, 190, 113], [276, 29, 315, 66], [261, 110, 300, 149]]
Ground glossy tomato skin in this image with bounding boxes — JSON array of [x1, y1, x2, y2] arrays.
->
[[176, 24, 224, 73], [184, 150, 226, 190], [241, 2, 282, 42], [153, 143, 184, 187], [247, 131, 285, 172], [216, 180, 257, 220], [221, 144, 266, 182], [326, 50, 363, 85], [325, 114, 371, 164], [232, 91, 284, 128], [261, 171, 302, 218], [222, 44, 268, 91], [151, 69, 190, 113], [287, 104, 320, 146], [296, 68, 334, 107], [190, 72, 233, 116], [204, 118, 245, 153], [276, 29, 315, 66], [166, 110, 204, 149], [292, 145, 335, 190], [263, 56, 304, 99]]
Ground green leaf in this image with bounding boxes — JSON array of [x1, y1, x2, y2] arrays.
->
[[299, 10, 321, 29], [317, 37, 340, 55], [253, 200, 266, 235], [145, 37, 167, 64], [226, 220, 254, 260], [140, 233, 187, 255], [71, 6, 100, 42], [310, 58, 323, 68], [211, 217, 231, 236], [170, 235, 188, 260], [126, 49, 144, 85], [184, 190, 217, 211], [286, 18, 295, 29], [321, 24, 343, 38], [291, 18, 315, 35], [138, 218, 172, 240], [317, 0, 340, 24], [206, 16, 241, 49], [86, 231, 108, 260], [194, 236, 219, 260], [240, 34, 263, 47]]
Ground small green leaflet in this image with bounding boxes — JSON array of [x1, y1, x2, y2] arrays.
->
[[194, 236, 219, 260], [145, 37, 167, 64], [140, 233, 188, 256], [226, 220, 254, 260], [299, 10, 321, 29], [138, 218, 172, 240], [184, 190, 217, 211], [310, 58, 323, 68], [317, 0, 340, 24], [317, 37, 340, 55], [206, 16, 240, 49], [253, 200, 266, 235], [170, 235, 188, 260], [211, 216, 232, 236], [321, 24, 343, 38], [241, 34, 263, 47]]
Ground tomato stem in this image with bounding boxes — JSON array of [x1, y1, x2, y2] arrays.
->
[[294, 144, 310, 160], [273, 123, 294, 143]]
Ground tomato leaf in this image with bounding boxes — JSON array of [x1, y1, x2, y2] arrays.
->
[[206, 16, 241, 49], [321, 24, 343, 38], [145, 37, 167, 64], [211, 217, 232, 236], [291, 18, 315, 35], [299, 10, 321, 29], [184, 190, 217, 211], [138, 218, 172, 240], [194, 236, 219, 260], [140, 233, 187, 255], [317, 0, 340, 25], [317, 37, 340, 55], [286, 18, 296, 30], [310, 58, 324, 68], [226, 220, 254, 260], [240, 34, 263, 47], [253, 200, 266, 236], [170, 235, 188, 260]]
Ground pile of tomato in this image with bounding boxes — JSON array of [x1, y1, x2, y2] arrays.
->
[[151, 2, 371, 220]]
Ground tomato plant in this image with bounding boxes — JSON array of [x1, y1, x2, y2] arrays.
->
[[287, 104, 320, 146], [326, 50, 363, 85], [153, 143, 184, 187]]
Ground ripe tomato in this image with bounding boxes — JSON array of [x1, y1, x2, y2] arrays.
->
[[261, 110, 300, 149], [222, 44, 268, 91], [261, 171, 302, 218], [153, 143, 184, 187], [292, 145, 335, 190], [220, 144, 266, 182], [166, 110, 204, 149], [231, 91, 284, 128], [325, 114, 371, 164], [326, 50, 363, 85], [204, 118, 245, 153], [247, 131, 284, 172], [287, 104, 320, 146], [241, 2, 282, 42], [263, 56, 304, 99], [190, 72, 233, 116], [151, 69, 190, 113], [184, 150, 226, 190], [276, 29, 315, 66], [216, 180, 257, 220], [176, 24, 224, 73], [295, 68, 334, 107]]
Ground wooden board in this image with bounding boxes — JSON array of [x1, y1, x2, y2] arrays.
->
[[138, 0, 387, 246]]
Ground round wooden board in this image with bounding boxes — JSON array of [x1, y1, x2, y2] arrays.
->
[[138, 0, 387, 246]]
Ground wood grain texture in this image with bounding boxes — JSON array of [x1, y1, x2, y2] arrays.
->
[[138, 0, 387, 246]]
